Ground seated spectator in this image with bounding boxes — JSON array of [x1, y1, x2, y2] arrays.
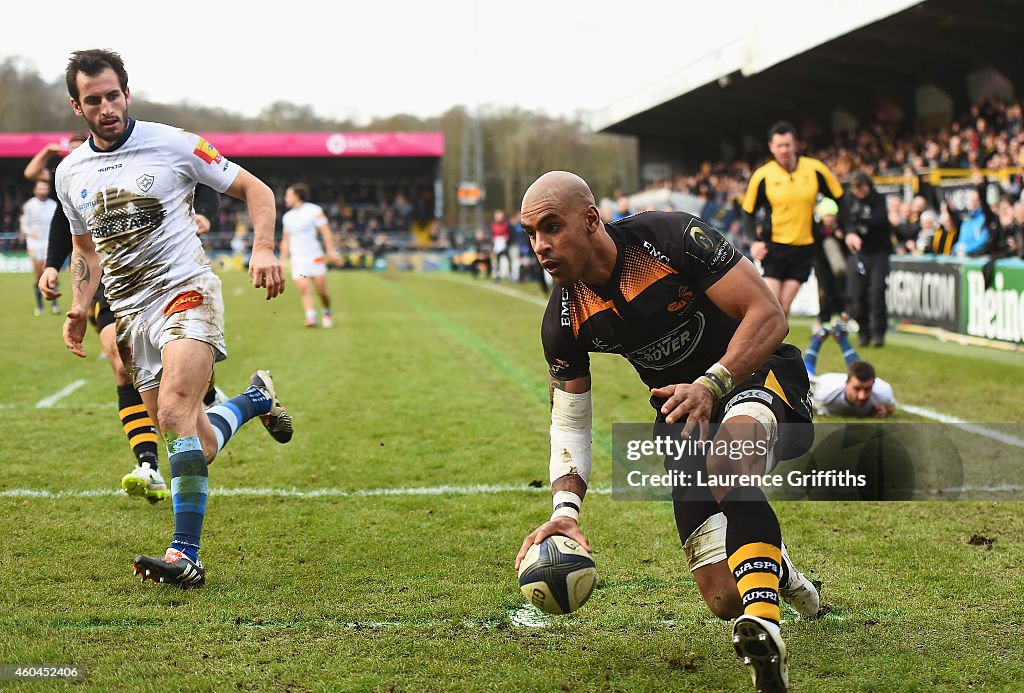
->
[[926, 204, 960, 254]]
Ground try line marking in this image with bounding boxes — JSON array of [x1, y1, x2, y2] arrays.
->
[[2, 482, 1020, 499], [35, 379, 87, 409], [898, 404, 1024, 448], [0, 484, 612, 500]]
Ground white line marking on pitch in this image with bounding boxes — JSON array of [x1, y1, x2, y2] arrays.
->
[[508, 605, 552, 628], [899, 404, 1024, 448], [3, 482, 1018, 501], [0, 484, 613, 499], [35, 379, 87, 409], [434, 274, 549, 307]]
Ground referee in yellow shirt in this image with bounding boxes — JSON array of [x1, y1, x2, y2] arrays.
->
[[743, 121, 844, 316]]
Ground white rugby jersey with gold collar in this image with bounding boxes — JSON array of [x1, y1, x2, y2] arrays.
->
[[282, 202, 329, 259], [55, 119, 239, 315]]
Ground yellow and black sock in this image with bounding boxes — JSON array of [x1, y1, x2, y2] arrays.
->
[[721, 487, 783, 624], [117, 384, 159, 470]]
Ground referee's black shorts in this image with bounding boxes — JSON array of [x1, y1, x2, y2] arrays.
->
[[761, 242, 815, 283]]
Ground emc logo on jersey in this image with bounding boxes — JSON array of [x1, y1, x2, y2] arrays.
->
[[136, 174, 155, 193]]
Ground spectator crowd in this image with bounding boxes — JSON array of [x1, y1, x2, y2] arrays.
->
[[614, 97, 1024, 262]]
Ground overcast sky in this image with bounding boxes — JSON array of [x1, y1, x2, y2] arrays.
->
[[0, 0, 768, 123]]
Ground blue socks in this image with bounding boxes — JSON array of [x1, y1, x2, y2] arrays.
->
[[205, 387, 272, 457], [835, 330, 860, 367], [167, 388, 272, 562], [169, 437, 208, 562], [803, 331, 826, 377]]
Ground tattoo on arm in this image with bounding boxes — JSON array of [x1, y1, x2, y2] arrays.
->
[[70, 251, 90, 295]]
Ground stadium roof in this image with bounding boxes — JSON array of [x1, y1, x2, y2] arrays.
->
[[591, 0, 1024, 159]]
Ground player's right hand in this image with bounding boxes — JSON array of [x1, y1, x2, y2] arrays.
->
[[38, 267, 61, 300], [248, 248, 286, 300], [63, 309, 88, 358], [515, 517, 592, 571], [845, 233, 863, 252], [750, 241, 767, 261]]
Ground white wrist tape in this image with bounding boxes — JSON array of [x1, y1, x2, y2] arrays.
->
[[549, 389, 592, 486], [551, 490, 583, 522]]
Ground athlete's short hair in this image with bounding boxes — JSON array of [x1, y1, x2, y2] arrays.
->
[[69, 132, 89, 145], [768, 120, 797, 140], [848, 361, 876, 383], [65, 49, 129, 102], [289, 183, 311, 202]]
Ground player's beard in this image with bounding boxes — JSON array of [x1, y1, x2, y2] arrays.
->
[[91, 113, 128, 146]]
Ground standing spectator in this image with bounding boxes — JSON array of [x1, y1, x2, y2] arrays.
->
[[611, 195, 632, 221], [845, 172, 893, 347], [19, 181, 59, 316], [743, 120, 844, 316], [490, 209, 512, 282], [985, 195, 1020, 258], [811, 198, 848, 330]]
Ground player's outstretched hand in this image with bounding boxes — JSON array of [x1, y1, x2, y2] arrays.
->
[[249, 248, 286, 300], [38, 267, 61, 300], [63, 309, 88, 358], [515, 517, 591, 571], [650, 383, 714, 439]]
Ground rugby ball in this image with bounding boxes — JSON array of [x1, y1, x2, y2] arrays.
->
[[518, 535, 597, 615]]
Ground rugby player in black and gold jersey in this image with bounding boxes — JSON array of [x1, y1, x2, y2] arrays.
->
[[514, 171, 819, 693], [743, 121, 844, 317]]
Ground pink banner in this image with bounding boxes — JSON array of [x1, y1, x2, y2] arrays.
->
[[0, 131, 444, 158]]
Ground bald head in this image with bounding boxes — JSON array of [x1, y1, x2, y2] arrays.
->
[[521, 171, 596, 216], [520, 170, 615, 286]]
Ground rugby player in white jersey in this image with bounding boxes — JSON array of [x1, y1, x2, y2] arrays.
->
[[55, 49, 293, 589], [20, 180, 59, 316], [803, 324, 895, 418], [280, 183, 340, 327]]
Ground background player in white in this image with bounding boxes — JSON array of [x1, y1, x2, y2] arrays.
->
[[803, 324, 895, 417], [19, 181, 59, 316], [56, 49, 292, 589], [280, 183, 339, 327]]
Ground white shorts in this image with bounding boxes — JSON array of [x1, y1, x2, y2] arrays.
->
[[114, 272, 227, 392], [27, 239, 47, 262], [291, 255, 327, 280]]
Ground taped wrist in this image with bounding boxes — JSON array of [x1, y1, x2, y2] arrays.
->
[[695, 363, 735, 403], [549, 389, 592, 486], [551, 490, 582, 522]]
